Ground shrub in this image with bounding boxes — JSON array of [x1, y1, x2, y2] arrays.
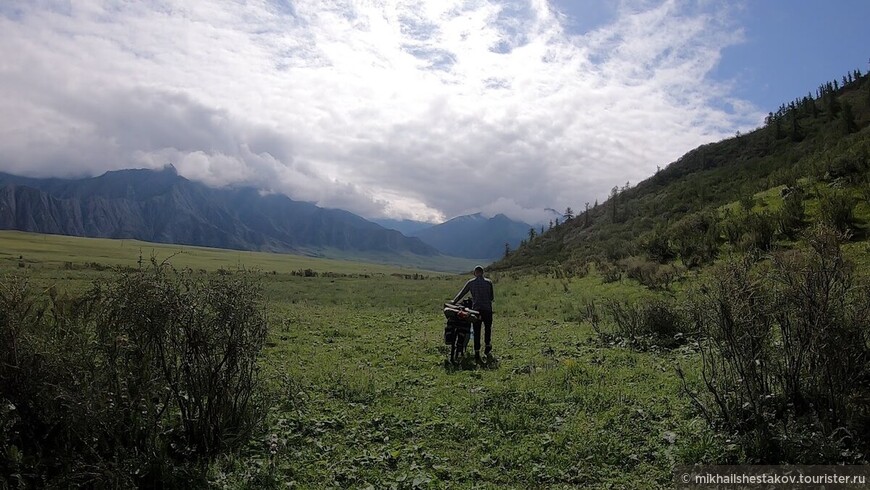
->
[[818, 188, 857, 234], [292, 268, 318, 277], [596, 260, 622, 284], [590, 298, 688, 349], [619, 256, 683, 290], [670, 211, 720, 268], [640, 227, 675, 264], [720, 211, 743, 246], [679, 226, 870, 463], [0, 263, 270, 487], [776, 186, 806, 240], [567, 260, 589, 278], [826, 153, 868, 183], [737, 212, 777, 253]]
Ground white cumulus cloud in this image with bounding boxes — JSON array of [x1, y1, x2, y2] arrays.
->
[[0, 0, 763, 223]]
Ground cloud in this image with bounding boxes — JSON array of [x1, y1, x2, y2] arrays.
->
[[0, 0, 763, 223], [477, 197, 559, 226]]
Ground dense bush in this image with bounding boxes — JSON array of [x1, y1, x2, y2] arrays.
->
[[776, 186, 806, 239], [737, 211, 777, 253], [618, 256, 682, 290], [720, 210, 743, 247], [588, 297, 688, 349], [639, 227, 675, 264], [669, 211, 720, 268], [826, 151, 869, 183], [0, 263, 270, 487], [818, 187, 857, 234], [679, 226, 870, 463], [595, 261, 622, 284]]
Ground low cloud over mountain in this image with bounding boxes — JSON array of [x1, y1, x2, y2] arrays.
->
[[0, 168, 438, 257]]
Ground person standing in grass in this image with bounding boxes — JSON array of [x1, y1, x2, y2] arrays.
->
[[452, 265, 494, 362]]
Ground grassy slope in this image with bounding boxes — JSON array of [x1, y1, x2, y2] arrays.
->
[[493, 71, 870, 272], [0, 230, 471, 276]]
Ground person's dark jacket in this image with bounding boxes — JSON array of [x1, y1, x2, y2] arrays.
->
[[452, 276, 494, 311]]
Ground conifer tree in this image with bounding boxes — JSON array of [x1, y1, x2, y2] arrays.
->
[[610, 186, 619, 223], [790, 112, 802, 142], [774, 116, 784, 139], [584, 202, 590, 227], [825, 90, 841, 121], [842, 102, 858, 134]]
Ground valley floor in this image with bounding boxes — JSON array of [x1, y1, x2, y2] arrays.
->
[[0, 232, 723, 489], [232, 273, 714, 489]]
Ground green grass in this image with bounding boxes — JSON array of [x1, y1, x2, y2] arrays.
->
[[317, 248, 482, 273], [0, 230, 458, 276], [2, 231, 721, 489], [224, 273, 719, 488]]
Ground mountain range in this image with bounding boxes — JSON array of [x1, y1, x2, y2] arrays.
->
[[0, 166, 440, 258], [371, 218, 434, 236], [409, 213, 532, 260], [0, 166, 550, 265], [377, 211, 565, 260]]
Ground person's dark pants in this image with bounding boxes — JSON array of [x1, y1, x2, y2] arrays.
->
[[473, 309, 493, 353]]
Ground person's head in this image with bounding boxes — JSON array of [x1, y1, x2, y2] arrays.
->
[[473, 265, 484, 277]]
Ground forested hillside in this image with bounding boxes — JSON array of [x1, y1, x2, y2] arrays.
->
[[488, 67, 870, 467], [493, 68, 870, 275]]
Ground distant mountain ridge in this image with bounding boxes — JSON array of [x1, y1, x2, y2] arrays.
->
[[0, 167, 439, 257], [410, 213, 531, 260], [372, 218, 434, 236]]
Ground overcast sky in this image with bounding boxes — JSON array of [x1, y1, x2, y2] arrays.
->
[[1, 1, 868, 224]]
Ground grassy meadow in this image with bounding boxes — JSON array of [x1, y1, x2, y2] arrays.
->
[[0, 230, 480, 276], [5, 71, 869, 489], [1, 231, 723, 489]]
